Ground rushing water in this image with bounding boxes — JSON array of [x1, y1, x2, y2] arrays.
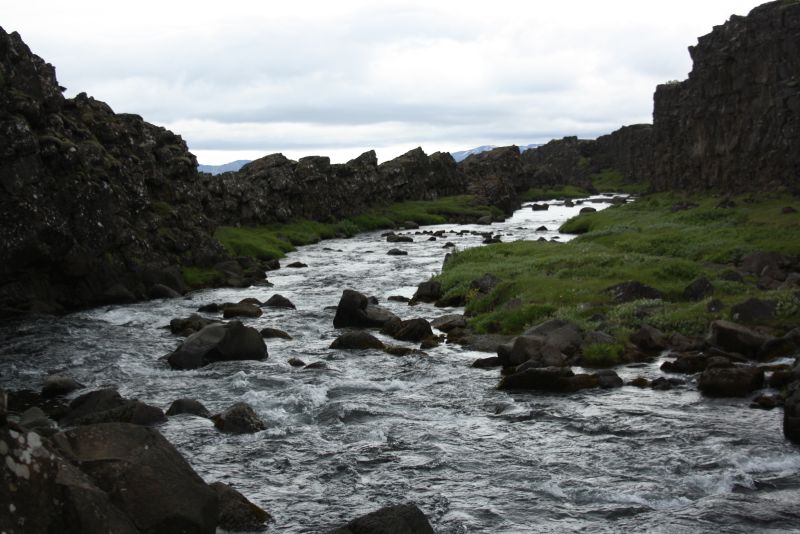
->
[[2, 196, 800, 533]]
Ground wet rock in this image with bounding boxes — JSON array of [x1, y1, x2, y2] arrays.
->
[[683, 277, 714, 301], [264, 294, 296, 309], [524, 319, 583, 356], [288, 358, 306, 367], [579, 207, 597, 213], [607, 281, 663, 303], [149, 283, 182, 299], [167, 321, 268, 370], [286, 261, 308, 268], [304, 361, 329, 370], [384, 345, 418, 356], [210, 482, 271, 532], [330, 503, 435, 534], [52, 422, 218, 532], [760, 328, 800, 360], [222, 302, 263, 318], [442, 242, 455, 248], [330, 331, 385, 350], [750, 394, 781, 410], [730, 298, 776, 323], [661, 353, 708, 374], [387, 234, 413, 243], [431, 314, 467, 332], [472, 356, 501, 369], [698, 367, 764, 397], [166, 398, 211, 418], [629, 377, 650, 388], [469, 273, 500, 295], [419, 337, 439, 349], [382, 318, 434, 342], [198, 302, 222, 313], [260, 327, 292, 340], [498, 367, 598, 392], [784, 385, 800, 444], [239, 297, 263, 306], [41, 374, 84, 398], [497, 335, 567, 368], [333, 289, 399, 328], [629, 325, 668, 352], [403, 221, 420, 229], [212, 402, 267, 434], [531, 203, 549, 211], [651, 377, 684, 391], [61, 389, 166, 427], [410, 280, 442, 304], [707, 320, 772, 359], [387, 248, 408, 256], [170, 314, 221, 335], [388, 295, 411, 303], [476, 215, 492, 225], [0, 388, 6, 425], [595, 370, 623, 389]]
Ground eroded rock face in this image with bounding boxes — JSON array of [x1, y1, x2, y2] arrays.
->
[[651, 1, 800, 192]]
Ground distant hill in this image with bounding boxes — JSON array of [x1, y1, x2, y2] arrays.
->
[[197, 160, 251, 175], [450, 144, 542, 162]]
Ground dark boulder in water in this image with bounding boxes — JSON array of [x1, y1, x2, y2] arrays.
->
[[330, 331, 385, 350], [166, 398, 211, 418], [330, 503, 435, 534], [60, 388, 166, 427], [333, 289, 398, 328], [212, 402, 266, 434], [167, 321, 267, 370], [382, 318, 434, 342], [264, 294, 296, 309], [210, 481, 271, 532], [698, 366, 764, 397]]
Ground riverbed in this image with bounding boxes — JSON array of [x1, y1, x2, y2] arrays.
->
[[1, 196, 799, 533]]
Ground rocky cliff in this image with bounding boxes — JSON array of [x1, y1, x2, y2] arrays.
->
[[651, 0, 800, 192]]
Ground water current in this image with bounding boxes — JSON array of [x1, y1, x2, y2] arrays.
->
[[1, 196, 799, 533]]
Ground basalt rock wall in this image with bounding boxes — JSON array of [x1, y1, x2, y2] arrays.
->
[[651, 0, 800, 192]]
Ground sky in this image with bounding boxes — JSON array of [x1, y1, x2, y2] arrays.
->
[[3, 0, 764, 165]]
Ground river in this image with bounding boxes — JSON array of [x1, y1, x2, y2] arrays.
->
[[1, 195, 799, 533]]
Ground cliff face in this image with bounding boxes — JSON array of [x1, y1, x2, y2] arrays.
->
[[651, 0, 800, 191]]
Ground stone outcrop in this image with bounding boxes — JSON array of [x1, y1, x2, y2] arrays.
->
[[651, 1, 800, 192]]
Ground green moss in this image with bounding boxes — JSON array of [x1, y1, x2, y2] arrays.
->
[[215, 195, 501, 260], [582, 343, 625, 368], [437, 193, 800, 336], [181, 266, 225, 288]]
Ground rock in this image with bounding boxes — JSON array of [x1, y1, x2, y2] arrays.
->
[[419, 337, 439, 349], [387, 234, 413, 243], [607, 281, 663, 303], [170, 314, 221, 336], [661, 353, 707, 374], [740, 251, 786, 276], [629, 377, 650, 388], [264, 294, 296, 309], [730, 298, 776, 323], [471, 356, 501, 368], [61, 389, 166, 427], [682, 277, 714, 301], [239, 297, 263, 306], [167, 321, 268, 370], [210, 482, 271, 532], [330, 331, 385, 350], [707, 298, 725, 312], [469, 273, 499, 295], [329, 503, 435, 534], [707, 320, 772, 359], [760, 328, 800, 359], [52, 423, 218, 532], [198, 303, 222, 313], [595, 370, 623, 389], [403, 221, 420, 229], [535, 225, 548, 232], [784, 385, 800, 444], [382, 318, 434, 342], [629, 325, 668, 352], [783, 206, 798, 214], [166, 398, 211, 418], [564, 200, 575, 207], [410, 281, 442, 304], [333, 289, 399, 328], [260, 327, 292, 340], [498, 367, 598, 393], [212, 402, 266, 434], [497, 335, 567, 368], [431, 314, 467, 332], [286, 262, 308, 268], [41, 374, 85, 398], [19, 407, 58, 435], [651, 377, 684, 390], [443, 242, 455, 248], [149, 283, 182, 299], [384, 345, 418, 357], [476, 215, 493, 225], [388, 295, 411, 303], [750, 394, 781, 410], [222, 302, 263, 318], [304, 361, 329, 370], [698, 367, 764, 397], [524, 319, 583, 356], [531, 203, 549, 211], [387, 248, 408, 256], [579, 207, 597, 213], [0, 388, 6, 425], [288, 358, 306, 367]]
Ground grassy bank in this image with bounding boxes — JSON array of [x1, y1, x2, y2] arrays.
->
[[214, 195, 503, 261], [520, 169, 649, 202], [436, 193, 800, 337]]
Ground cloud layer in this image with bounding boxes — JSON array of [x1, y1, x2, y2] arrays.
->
[[5, 0, 763, 163]]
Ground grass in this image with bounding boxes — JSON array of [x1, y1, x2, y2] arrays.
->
[[435, 192, 800, 337], [590, 169, 650, 194], [181, 266, 225, 289], [215, 195, 503, 260], [582, 343, 626, 368], [521, 185, 590, 202]]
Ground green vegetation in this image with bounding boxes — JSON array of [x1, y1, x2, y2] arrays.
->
[[521, 185, 590, 202], [215, 195, 503, 260], [436, 193, 800, 337], [582, 343, 626, 368], [181, 266, 225, 289], [590, 168, 649, 194]]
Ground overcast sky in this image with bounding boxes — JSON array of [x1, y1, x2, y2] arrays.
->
[[4, 0, 763, 164]]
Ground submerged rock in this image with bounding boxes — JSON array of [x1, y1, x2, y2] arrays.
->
[[41, 374, 85, 398], [212, 402, 267, 434], [222, 302, 263, 319], [260, 327, 292, 340], [167, 321, 267, 370]]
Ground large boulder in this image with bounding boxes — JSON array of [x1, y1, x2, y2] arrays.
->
[[382, 318, 434, 342], [210, 482, 271, 532], [498, 367, 599, 393], [170, 314, 222, 336], [430, 314, 467, 332], [60, 389, 166, 427], [682, 277, 714, 301], [409, 281, 442, 304], [222, 303, 263, 319], [333, 289, 399, 328], [330, 503, 435, 534], [698, 367, 765, 397], [523, 319, 583, 356], [630, 325, 668, 352], [166, 398, 211, 418], [330, 331, 385, 350], [212, 402, 267, 434], [784, 384, 800, 444], [264, 294, 296, 309], [167, 321, 268, 370], [52, 423, 218, 533], [730, 298, 777, 324], [707, 320, 772, 358], [497, 335, 567, 368]]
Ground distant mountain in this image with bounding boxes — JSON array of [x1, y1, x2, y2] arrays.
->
[[197, 160, 251, 175], [450, 144, 542, 162]]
